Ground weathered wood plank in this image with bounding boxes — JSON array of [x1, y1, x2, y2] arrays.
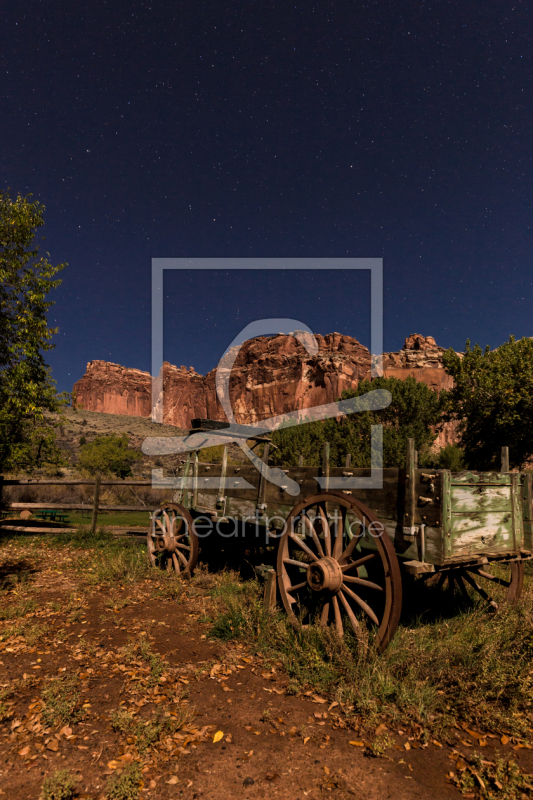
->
[[450, 471, 512, 485], [4, 503, 150, 512], [442, 470, 452, 558], [511, 472, 523, 550], [450, 511, 514, 556], [450, 484, 511, 513]]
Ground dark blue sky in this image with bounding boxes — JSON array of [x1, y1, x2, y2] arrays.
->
[[2, 1, 531, 393]]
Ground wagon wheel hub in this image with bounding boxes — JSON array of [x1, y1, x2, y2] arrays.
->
[[307, 556, 343, 593], [155, 532, 176, 553]]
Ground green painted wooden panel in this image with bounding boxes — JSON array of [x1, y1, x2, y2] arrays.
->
[[450, 471, 511, 485], [451, 484, 511, 513], [450, 511, 514, 556], [524, 521, 533, 552]]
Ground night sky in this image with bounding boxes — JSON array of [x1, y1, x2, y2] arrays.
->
[[2, 1, 531, 394]]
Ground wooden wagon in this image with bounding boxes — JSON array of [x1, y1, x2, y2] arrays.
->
[[147, 426, 533, 652]]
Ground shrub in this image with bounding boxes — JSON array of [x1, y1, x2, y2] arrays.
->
[[78, 433, 140, 478], [40, 769, 76, 800]]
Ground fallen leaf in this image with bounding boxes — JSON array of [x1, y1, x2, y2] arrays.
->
[[433, 740, 443, 747], [349, 741, 365, 747], [166, 776, 179, 785], [213, 731, 224, 743], [107, 760, 119, 770], [18, 746, 30, 757], [404, 742, 411, 751], [303, 737, 310, 744], [312, 696, 327, 704], [501, 735, 509, 745], [46, 740, 59, 752], [465, 728, 484, 739], [375, 723, 387, 736]]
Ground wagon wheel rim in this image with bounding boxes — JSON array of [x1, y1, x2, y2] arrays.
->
[[433, 559, 524, 610], [276, 491, 402, 653], [148, 503, 199, 575]]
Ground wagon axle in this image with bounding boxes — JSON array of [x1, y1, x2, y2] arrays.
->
[[307, 556, 344, 593]]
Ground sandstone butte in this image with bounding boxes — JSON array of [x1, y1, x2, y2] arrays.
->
[[72, 332, 457, 446]]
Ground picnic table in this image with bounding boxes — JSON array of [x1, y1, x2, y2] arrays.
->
[[35, 510, 70, 523]]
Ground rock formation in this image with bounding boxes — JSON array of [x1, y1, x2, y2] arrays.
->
[[72, 332, 458, 446]]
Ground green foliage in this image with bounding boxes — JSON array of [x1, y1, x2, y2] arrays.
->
[[435, 444, 465, 471], [443, 336, 533, 469], [105, 763, 142, 800], [271, 376, 444, 468], [78, 433, 140, 478], [0, 190, 67, 472], [40, 770, 76, 800], [451, 753, 533, 799], [41, 676, 82, 728], [79, 435, 86, 445]]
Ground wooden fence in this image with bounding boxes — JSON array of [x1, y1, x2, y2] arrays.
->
[[0, 476, 159, 534]]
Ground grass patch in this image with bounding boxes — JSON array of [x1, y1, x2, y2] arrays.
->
[[0, 598, 37, 620], [41, 676, 83, 728], [110, 706, 194, 754], [40, 769, 76, 800], [451, 753, 533, 798], [51, 525, 116, 549], [120, 637, 164, 687], [66, 511, 151, 527], [208, 575, 533, 738], [105, 763, 142, 800]]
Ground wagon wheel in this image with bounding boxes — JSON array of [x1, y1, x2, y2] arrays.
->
[[148, 503, 198, 576], [276, 491, 402, 653], [430, 559, 524, 610]]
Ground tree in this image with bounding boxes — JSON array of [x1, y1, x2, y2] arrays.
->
[[0, 191, 67, 472], [434, 444, 465, 471], [78, 434, 141, 479], [442, 336, 533, 470], [271, 376, 444, 468]]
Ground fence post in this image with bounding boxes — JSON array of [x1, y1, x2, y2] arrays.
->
[[90, 474, 101, 535], [298, 453, 304, 467], [322, 441, 330, 491], [501, 446, 510, 472], [345, 453, 352, 469]]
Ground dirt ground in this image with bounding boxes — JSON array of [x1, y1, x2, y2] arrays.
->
[[1, 539, 532, 800]]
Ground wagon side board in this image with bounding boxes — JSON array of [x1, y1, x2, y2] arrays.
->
[[440, 470, 526, 562], [179, 460, 532, 568]]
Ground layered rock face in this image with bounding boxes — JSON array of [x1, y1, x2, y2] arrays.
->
[[73, 332, 371, 429], [377, 333, 454, 392], [72, 332, 457, 444]]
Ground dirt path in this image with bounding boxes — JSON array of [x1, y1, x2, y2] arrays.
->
[[0, 543, 530, 800]]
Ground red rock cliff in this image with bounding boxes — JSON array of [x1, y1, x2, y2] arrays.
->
[[72, 332, 457, 444]]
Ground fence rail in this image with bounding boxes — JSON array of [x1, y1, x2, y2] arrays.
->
[[2, 479, 153, 486], [0, 475, 161, 534], [4, 503, 150, 512]]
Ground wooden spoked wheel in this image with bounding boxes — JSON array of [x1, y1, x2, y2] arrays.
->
[[277, 492, 402, 653], [430, 559, 524, 610], [147, 503, 198, 576]]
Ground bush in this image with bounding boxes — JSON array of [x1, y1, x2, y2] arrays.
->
[[78, 434, 140, 478], [40, 769, 76, 800], [105, 763, 142, 800], [271, 376, 444, 468], [436, 444, 465, 471]]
